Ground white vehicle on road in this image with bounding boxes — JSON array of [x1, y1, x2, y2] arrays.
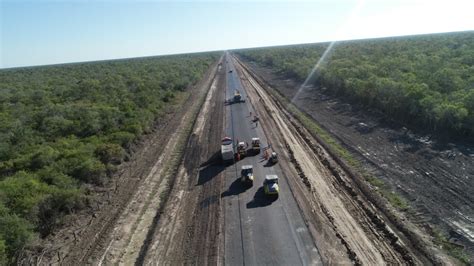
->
[[221, 137, 234, 163]]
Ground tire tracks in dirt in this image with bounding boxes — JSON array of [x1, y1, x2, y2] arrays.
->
[[233, 55, 433, 265], [91, 58, 223, 265], [21, 58, 223, 266], [139, 59, 226, 265]]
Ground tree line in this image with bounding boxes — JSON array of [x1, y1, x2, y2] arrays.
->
[[0, 52, 220, 263], [236, 31, 474, 136]]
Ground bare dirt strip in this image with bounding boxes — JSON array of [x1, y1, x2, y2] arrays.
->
[[233, 55, 453, 265], [20, 57, 222, 265], [240, 56, 474, 262], [138, 60, 226, 265]]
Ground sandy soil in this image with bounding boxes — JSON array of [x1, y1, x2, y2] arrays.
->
[[19, 58, 222, 265], [239, 58, 474, 261], [233, 56, 453, 264], [139, 61, 226, 265]]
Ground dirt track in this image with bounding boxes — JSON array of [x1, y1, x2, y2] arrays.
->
[[139, 59, 226, 264], [20, 57, 222, 265], [23, 51, 464, 265], [233, 55, 452, 264], [239, 57, 474, 261]]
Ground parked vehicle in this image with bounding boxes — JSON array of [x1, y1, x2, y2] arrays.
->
[[221, 137, 234, 163]]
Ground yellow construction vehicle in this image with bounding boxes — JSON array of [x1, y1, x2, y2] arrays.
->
[[251, 138, 260, 153], [237, 141, 247, 157]]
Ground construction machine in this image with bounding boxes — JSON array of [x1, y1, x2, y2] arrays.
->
[[263, 175, 279, 196], [233, 90, 245, 103], [237, 141, 247, 158], [251, 137, 261, 153], [241, 165, 254, 186], [269, 152, 278, 164]]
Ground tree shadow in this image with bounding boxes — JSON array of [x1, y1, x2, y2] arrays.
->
[[221, 178, 251, 198], [246, 187, 278, 209]]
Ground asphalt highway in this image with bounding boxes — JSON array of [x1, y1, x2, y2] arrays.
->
[[222, 53, 322, 265]]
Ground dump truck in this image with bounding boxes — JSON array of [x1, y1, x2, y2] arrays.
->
[[251, 137, 261, 153], [241, 165, 254, 186], [221, 137, 234, 163], [263, 175, 279, 196]]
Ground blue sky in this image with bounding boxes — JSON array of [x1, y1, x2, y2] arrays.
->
[[1, 0, 473, 68]]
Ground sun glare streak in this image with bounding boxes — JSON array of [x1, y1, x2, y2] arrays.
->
[[290, 0, 367, 104]]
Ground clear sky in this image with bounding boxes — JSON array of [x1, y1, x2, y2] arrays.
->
[[1, 0, 473, 68]]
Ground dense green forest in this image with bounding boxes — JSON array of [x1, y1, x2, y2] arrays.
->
[[236, 31, 474, 136], [0, 52, 219, 263]]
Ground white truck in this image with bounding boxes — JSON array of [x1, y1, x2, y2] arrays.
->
[[221, 137, 234, 163]]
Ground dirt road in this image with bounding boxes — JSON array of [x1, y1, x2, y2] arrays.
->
[[21, 56, 223, 265], [139, 56, 227, 265], [232, 54, 450, 264], [240, 57, 474, 261], [26, 51, 456, 265]]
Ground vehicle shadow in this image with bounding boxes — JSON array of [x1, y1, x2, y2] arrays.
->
[[246, 187, 278, 209], [263, 160, 275, 167], [245, 148, 260, 157], [197, 151, 226, 186], [221, 178, 251, 198], [200, 150, 221, 168]]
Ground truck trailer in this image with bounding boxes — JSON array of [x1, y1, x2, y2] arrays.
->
[[221, 137, 234, 163]]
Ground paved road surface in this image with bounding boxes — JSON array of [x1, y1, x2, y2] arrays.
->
[[222, 53, 322, 265]]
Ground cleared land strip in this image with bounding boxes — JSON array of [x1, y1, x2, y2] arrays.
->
[[140, 60, 226, 265], [38, 57, 221, 265], [23, 58, 221, 265], [92, 59, 222, 265], [233, 55, 434, 265]]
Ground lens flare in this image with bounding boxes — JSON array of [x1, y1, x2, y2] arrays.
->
[[290, 0, 367, 104]]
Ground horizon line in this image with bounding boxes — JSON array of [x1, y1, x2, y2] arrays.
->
[[2, 29, 472, 70]]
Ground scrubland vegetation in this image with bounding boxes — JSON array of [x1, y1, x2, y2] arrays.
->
[[237, 31, 474, 136], [0, 52, 219, 263]]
